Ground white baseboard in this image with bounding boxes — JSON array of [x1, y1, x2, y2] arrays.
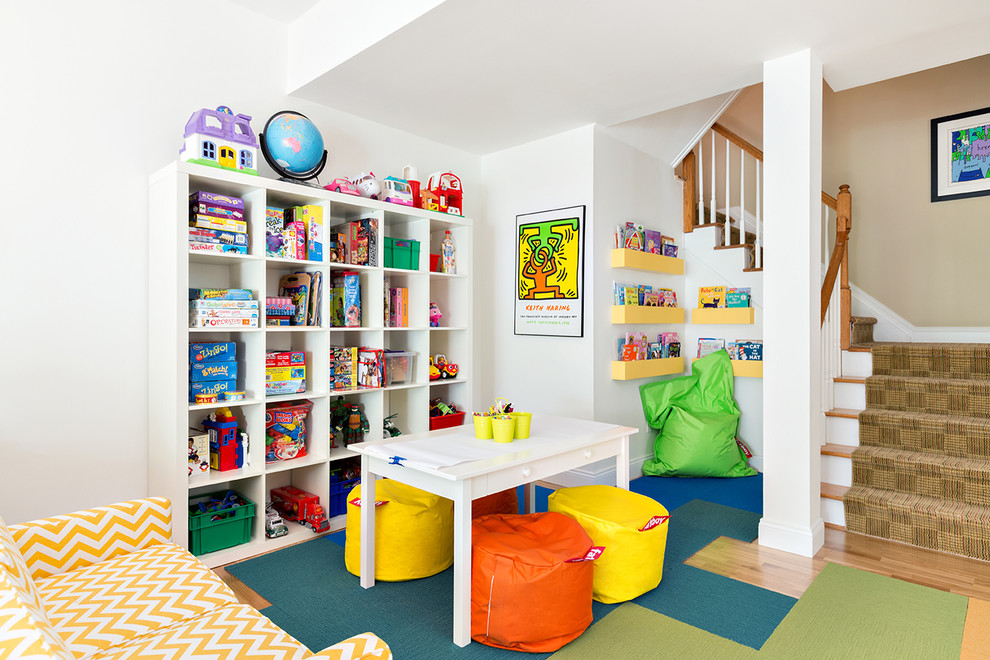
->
[[555, 455, 649, 487], [758, 517, 825, 557]]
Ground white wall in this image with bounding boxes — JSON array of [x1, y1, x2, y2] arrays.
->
[[0, 0, 481, 524], [591, 129, 686, 474], [480, 126, 596, 418]]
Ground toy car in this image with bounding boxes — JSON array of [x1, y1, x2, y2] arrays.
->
[[381, 176, 413, 206], [265, 504, 288, 538], [434, 354, 458, 379], [324, 178, 360, 196]]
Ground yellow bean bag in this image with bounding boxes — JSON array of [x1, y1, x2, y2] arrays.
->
[[548, 485, 669, 603], [344, 480, 453, 581]]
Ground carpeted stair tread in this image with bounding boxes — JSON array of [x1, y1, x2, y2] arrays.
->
[[871, 343, 990, 380], [851, 446, 990, 508], [843, 485, 990, 561], [865, 374, 990, 418], [858, 408, 990, 459]]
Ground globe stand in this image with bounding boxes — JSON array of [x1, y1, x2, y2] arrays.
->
[[259, 110, 329, 187]]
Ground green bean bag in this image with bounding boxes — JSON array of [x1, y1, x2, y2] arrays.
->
[[639, 350, 756, 477]]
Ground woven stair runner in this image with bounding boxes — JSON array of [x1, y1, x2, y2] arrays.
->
[[844, 343, 990, 561]]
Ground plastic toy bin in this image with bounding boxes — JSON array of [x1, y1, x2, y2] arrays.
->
[[430, 410, 466, 430], [384, 237, 420, 270], [188, 490, 256, 556], [329, 473, 360, 518], [384, 350, 416, 386]]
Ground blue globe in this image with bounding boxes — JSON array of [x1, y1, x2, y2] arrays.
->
[[260, 111, 327, 181]]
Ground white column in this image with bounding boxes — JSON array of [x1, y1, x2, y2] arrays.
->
[[759, 49, 824, 558]]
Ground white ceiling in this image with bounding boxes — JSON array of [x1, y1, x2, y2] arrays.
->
[[232, 0, 990, 155]]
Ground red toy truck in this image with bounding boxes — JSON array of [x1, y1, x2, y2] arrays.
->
[[269, 485, 330, 533]]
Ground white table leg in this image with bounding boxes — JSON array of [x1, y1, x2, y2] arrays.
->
[[616, 434, 630, 489], [359, 457, 376, 589], [452, 481, 473, 646], [524, 482, 536, 513]]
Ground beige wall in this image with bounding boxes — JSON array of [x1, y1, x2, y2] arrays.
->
[[722, 56, 990, 327], [824, 54, 990, 327]]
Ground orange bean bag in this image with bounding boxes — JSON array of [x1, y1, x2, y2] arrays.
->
[[472, 488, 518, 518], [471, 512, 596, 652], [548, 485, 670, 603]]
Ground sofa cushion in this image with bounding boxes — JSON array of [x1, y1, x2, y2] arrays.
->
[[10, 498, 171, 580], [89, 603, 312, 660], [0, 519, 75, 659], [36, 542, 238, 658]]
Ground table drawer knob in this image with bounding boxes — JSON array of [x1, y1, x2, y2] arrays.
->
[[521, 467, 532, 478], [584, 450, 592, 459]]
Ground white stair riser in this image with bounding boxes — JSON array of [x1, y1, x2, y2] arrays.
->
[[821, 497, 846, 527], [821, 454, 852, 487], [826, 415, 860, 446], [842, 350, 873, 378], [833, 381, 866, 410]]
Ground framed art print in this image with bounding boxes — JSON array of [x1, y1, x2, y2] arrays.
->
[[514, 205, 585, 337], [931, 106, 990, 202]]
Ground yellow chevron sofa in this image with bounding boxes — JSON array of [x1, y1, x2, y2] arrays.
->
[[0, 497, 391, 660]]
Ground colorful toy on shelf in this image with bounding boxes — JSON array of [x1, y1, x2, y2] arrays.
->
[[353, 172, 381, 199], [202, 408, 244, 472], [324, 178, 361, 195], [381, 176, 414, 206], [330, 397, 369, 447], [429, 356, 441, 381], [180, 106, 259, 175], [434, 354, 458, 379], [383, 413, 402, 438], [265, 503, 288, 538], [441, 230, 456, 274], [402, 165, 422, 208], [259, 111, 328, 184], [269, 485, 330, 533], [424, 171, 463, 215], [429, 301, 442, 327]]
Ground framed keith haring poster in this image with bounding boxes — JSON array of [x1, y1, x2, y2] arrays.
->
[[514, 205, 585, 337], [931, 106, 990, 202]]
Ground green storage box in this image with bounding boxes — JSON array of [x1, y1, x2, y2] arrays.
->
[[188, 490, 255, 555], [384, 237, 420, 270]]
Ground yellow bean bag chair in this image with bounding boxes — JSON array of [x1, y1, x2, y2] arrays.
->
[[344, 480, 453, 581], [548, 485, 669, 603]]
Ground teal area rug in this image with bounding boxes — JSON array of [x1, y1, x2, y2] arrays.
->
[[227, 491, 794, 658]]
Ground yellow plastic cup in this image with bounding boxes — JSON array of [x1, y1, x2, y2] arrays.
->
[[491, 416, 516, 443], [510, 412, 532, 439], [474, 414, 494, 439]]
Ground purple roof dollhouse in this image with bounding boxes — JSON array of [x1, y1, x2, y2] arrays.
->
[[180, 106, 259, 175]]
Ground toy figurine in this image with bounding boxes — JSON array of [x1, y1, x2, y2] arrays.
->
[[344, 403, 369, 445], [430, 302, 442, 327], [383, 413, 402, 438]]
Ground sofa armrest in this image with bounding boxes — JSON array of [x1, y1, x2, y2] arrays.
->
[[311, 632, 392, 659], [8, 497, 172, 579]]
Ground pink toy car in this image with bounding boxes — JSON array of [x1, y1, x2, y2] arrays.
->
[[324, 178, 360, 196]]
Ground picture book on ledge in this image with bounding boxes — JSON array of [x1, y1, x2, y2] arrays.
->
[[619, 332, 680, 361], [728, 339, 763, 361], [698, 286, 726, 309], [614, 221, 678, 257], [697, 337, 726, 358], [613, 282, 677, 308]]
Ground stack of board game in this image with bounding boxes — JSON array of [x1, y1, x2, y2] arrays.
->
[[189, 288, 258, 328], [189, 192, 247, 254]]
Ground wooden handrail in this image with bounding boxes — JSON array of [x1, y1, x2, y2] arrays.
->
[[821, 184, 852, 349], [682, 151, 697, 233], [822, 191, 837, 209], [712, 122, 763, 161]]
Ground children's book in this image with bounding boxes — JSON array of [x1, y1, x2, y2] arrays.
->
[[697, 337, 726, 358], [698, 286, 726, 309], [726, 287, 751, 308], [278, 273, 311, 326], [729, 339, 763, 360], [644, 229, 663, 255]]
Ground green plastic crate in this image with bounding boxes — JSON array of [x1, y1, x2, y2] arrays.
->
[[384, 237, 420, 270], [188, 490, 255, 555]]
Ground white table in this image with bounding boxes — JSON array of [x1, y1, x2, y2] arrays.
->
[[348, 414, 637, 647]]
